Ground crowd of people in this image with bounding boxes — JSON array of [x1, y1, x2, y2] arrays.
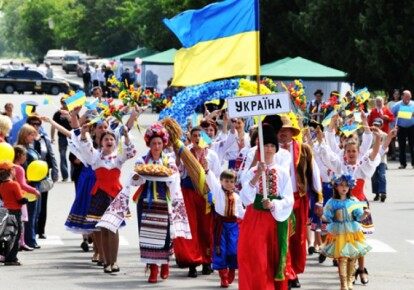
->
[[0, 86, 413, 290]]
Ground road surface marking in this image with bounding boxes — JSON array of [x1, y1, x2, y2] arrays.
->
[[37, 235, 64, 246], [366, 238, 397, 253], [119, 236, 130, 246]]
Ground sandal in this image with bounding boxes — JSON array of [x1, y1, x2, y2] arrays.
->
[[111, 263, 120, 273], [104, 264, 112, 273]]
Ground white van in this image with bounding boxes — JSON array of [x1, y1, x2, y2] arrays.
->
[[44, 49, 65, 65]]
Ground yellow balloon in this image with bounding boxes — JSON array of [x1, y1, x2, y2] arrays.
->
[[0, 142, 15, 162], [27, 160, 48, 182], [24, 192, 38, 202]]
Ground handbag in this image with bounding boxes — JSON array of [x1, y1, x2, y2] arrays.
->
[[39, 177, 54, 192]]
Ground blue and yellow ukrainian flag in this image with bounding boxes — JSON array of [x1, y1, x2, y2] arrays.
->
[[340, 123, 361, 137], [65, 91, 86, 111], [163, 0, 259, 87], [199, 131, 212, 148], [397, 105, 413, 119]]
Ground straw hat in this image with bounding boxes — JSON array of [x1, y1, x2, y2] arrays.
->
[[280, 115, 301, 136]]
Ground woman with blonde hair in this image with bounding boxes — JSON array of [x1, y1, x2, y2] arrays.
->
[[16, 124, 42, 249], [0, 114, 12, 142]]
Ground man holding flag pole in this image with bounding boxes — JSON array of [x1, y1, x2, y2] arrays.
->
[[163, 0, 295, 288]]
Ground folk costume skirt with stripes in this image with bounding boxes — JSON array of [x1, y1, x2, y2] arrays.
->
[[137, 181, 173, 264]]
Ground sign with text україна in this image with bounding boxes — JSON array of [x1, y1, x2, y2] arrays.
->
[[227, 92, 291, 118]]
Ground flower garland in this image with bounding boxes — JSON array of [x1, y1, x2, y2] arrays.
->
[[159, 77, 310, 134], [331, 173, 356, 189]]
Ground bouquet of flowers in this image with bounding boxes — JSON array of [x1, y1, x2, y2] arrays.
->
[[150, 91, 169, 111], [287, 79, 307, 113]]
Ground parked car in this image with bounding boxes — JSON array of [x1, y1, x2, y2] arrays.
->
[[0, 69, 70, 95], [44, 49, 66, 65], [54, 76, 83, 92], [62, 52, 87, 74]]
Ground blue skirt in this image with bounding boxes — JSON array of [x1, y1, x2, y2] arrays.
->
[[65, 165, 96, 233]]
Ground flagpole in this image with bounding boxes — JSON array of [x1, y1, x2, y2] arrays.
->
[[254, 0, 268, 200]]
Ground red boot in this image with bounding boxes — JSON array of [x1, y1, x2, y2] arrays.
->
[[160, 263, 169, 279], [218, 269, 229, 288], [228, 269, 236, 284], [148, 264, 158, 283]]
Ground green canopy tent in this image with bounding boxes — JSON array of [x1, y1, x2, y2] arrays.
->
[[260, 56, 348, 81], [140, 48, 177, 65], [260, 56, 350, 99], [260, 57, 292, 73], [140, 49, 177, 91], [110, 47, 158, 61]]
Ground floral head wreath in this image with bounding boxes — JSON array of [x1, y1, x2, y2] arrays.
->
[[331, 173, 356, 189], [144, 122, 169, 147]]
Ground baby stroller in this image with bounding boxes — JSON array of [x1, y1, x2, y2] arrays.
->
[[0, 208, 18, 257]]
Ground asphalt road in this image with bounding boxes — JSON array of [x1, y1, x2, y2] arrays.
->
[[0, 67, 414, 289]]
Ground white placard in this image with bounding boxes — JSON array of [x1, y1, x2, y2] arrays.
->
[[227, 92, 291, 118]]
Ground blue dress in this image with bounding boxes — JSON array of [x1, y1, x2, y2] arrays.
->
[[321, 198, 372, 259], [64, 165, 96, 233]]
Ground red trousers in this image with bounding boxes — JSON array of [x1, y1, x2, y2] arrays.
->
[[173, 187, 213, 267], [286, 193, 309, 276], [238, 205, 288, 290]]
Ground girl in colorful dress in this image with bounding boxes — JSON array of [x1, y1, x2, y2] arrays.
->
[[321, 174, 372, 290], [238, 124, 294, 290], [319, 115, 382, 285], [41, 114, 99, 254], [205, 168, 245, 288], [79, 122, 136, 273], [304, 121, 334, 263], [131, 123, 191, 283]]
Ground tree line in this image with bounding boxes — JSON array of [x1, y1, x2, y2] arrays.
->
[[1, 0, 413, 92]]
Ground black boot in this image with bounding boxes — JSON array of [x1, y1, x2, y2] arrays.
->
[[202, 263, 213, 275], [289, 278, 301, 288], [188, 266, 197, 278]]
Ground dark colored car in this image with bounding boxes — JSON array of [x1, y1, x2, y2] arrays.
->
[[54, 77, 83, 92], [0, 69, 70, 95]]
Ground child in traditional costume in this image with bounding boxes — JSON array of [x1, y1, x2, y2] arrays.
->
[[321, 174, 372, 290], [319, 115, 382, 285], [238, 124, 294, 290], [205, 169, 245, 288]]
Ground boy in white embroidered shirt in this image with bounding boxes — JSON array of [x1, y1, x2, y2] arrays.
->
[[205, 166, 245, 288]]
